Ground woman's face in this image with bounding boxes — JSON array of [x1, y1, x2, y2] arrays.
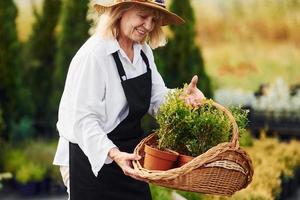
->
[[119, 7, 159, 43]]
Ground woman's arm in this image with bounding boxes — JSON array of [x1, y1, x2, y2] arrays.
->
[[68, 51, 116, 177]]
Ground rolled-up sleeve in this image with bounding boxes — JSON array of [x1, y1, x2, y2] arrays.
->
[[70, 51, 116, 177]]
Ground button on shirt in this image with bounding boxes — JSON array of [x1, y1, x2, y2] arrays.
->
[[53, 34, 169, 177]]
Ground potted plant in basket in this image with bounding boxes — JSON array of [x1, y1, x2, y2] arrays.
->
[[143, 86, 249, 169]]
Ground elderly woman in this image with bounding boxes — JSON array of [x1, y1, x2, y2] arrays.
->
[[53, 0, 204, 199]]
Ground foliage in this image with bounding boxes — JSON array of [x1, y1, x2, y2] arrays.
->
[[239, 130, 253, 147], [149, 187, 202, 200], [151, 137, 300, 200], [156, 87, 249, 156], [194, 0, 300, 44], [200, 136, 300, 200], [0, 172, 12, 190], [9, 116, 34, 144], [16, 162, 47, 184], [177, 190, 203, 200], [0, 108, 5, 139], [52, 0, 90, 113], [154, 0, 212, 98], [150, 185, 172, 200], [228, 105, 249, 140], [3, 139, 60, 184], [0, 0, 23, 138], [24, 0, 62, 136], [14, 0, 300, 92], [193, 0, 300, 91], [0, 109, 4, 171]]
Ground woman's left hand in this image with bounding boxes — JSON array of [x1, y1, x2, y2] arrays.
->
[[109, 147, 148, 182], [184, 75, 206, 107]]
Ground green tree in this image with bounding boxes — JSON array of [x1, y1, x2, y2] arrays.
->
[[0, 107, 4, 171], [0, 0, 22, 139], [154, 0, 212, 97], [0, 108, 5, 139], [25, 0, 62, 136], [52, 0, 90, 113]]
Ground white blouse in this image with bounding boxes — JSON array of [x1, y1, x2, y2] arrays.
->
[[53, 34, 169, 177]]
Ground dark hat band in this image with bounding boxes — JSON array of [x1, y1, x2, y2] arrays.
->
[[115, 0, 166, 8]]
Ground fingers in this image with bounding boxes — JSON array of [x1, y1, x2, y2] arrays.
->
[[122, 165, 136, 175], [119, 152, 140, 161], [189, 75, 198, 89], [185, 75, 199, 95], [112, 151, 147, 182], [191, 98, 202, 107], [197, 90, 205, 100], [185, 97, 202, 107], [115, 152, 141, 163], [128, 174, 149, 182], [122, 165, 149, 183], [125, 153, 141, 161]]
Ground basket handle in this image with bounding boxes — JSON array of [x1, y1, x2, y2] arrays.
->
[[209, 101, 240, 148]]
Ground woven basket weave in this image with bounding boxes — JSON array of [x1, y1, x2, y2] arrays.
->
[[133, 101, 254, 196]]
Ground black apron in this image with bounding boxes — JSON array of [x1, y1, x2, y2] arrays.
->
[[69, 50, 152, 200]]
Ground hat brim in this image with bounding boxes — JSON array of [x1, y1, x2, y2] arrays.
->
[[94, 1, 185, 26]]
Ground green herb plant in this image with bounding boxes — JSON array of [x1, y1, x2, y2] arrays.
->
[[156, 86, 249, 157]]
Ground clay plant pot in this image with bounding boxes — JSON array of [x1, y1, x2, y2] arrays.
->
[[144, 144, 179, 170], [178, 154, 194, 167]]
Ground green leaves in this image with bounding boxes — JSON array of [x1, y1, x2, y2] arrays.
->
[[154, 0, 212, 98], [156, 88, 249, 157], [3, 139, 59, 184]]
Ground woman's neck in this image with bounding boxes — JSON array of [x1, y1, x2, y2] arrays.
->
[[117, 35, 134, 63]]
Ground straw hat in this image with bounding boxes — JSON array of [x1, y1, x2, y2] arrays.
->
[[93, 0, 185, 26]]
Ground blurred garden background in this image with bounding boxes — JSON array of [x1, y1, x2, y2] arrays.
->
[[0, 0, 300, 199]]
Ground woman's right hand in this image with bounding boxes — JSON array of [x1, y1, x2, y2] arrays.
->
[[183, 75, 206, 107], [108, 147, 147, 182]]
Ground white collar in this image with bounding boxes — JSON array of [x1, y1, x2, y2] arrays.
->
[[105, 39, 143, 65], [105, 39, 121, 56]]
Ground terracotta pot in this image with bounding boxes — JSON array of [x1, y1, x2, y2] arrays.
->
[[144, 144, 179, 170], [178, 154, 194, 167]]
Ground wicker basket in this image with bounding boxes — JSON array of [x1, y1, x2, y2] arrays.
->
[[133, 101, 254, 196]]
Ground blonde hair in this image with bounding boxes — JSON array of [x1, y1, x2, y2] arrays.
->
[[95, 3, 167, 49]]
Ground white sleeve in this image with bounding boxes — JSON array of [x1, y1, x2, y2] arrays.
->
[[71, 51, 116, 177], [146, 46, 170, 116]]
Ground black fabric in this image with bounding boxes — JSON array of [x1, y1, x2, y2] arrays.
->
[[69, 50, 152, 200], [112, 52, 126, 80]]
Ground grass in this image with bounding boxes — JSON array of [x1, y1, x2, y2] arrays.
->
[[203, 41, 300, 91], [192, 0, 300, 92], [193, 0, 300, 44]]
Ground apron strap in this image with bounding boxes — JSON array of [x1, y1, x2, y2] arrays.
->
[[112, 52, 127, 81], [140, 51, 150, 71], [112, 50, 150, 82]]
